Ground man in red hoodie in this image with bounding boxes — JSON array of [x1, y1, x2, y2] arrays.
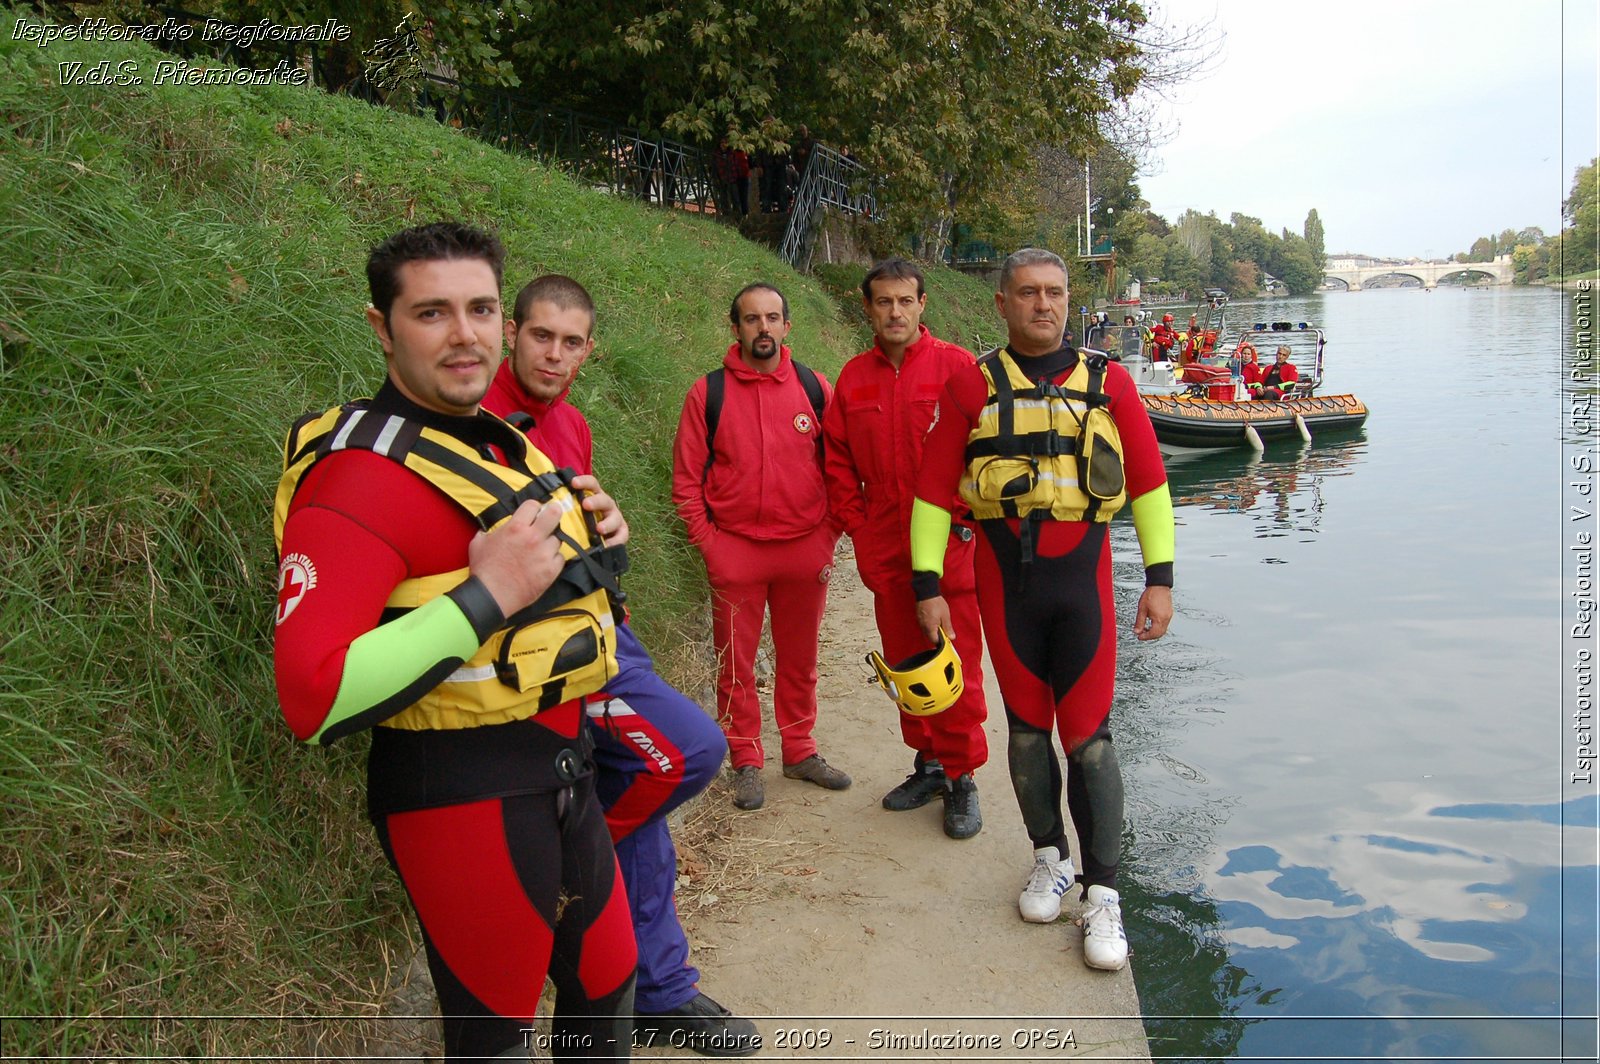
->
[[671, 284, 850, 811], [821, 258, 989, 839], [482, 275, 757, 1056]]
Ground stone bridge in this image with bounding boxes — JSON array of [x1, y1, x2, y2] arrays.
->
[[1322, 255, 1513, 290]]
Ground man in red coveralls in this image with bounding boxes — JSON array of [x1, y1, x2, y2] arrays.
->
[[482, 275, 757, 1055], [671, 284, 850, 811], [821, 258, 989, 839]]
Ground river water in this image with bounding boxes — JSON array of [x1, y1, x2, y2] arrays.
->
[[1111, 285, 1598, 1061]]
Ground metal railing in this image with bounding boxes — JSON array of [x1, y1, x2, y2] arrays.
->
[[142, 10, 895, 255], [777, 145, 884, 270]]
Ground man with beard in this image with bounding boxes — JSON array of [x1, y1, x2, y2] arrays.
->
[[671, 284, 849, 812], [482, 275, 757, 1056]]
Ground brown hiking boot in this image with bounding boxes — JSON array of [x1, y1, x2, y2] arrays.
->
[[781, 755, 852, 791], [732, 766, 764, 810]]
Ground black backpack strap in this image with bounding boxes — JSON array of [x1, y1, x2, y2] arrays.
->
[[702, 369, 726, 455], [791, 360, 826, 424], [791, 359, 827, 460], [503, 410, 535, 433], [700, 369, 726, 521]]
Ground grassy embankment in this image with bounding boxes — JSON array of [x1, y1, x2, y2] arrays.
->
[[0, 19, 1005, 1057]]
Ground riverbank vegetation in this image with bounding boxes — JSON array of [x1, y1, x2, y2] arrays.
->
[[1451, 157, 1596, 284], [0, 15, 1028, 1053]]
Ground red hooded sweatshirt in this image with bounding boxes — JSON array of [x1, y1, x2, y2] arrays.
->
[[671, 344, 834, 545]]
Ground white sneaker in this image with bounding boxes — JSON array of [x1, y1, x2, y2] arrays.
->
[[1018, 846, 1076, 923], [1080, 884, 1128, 970]]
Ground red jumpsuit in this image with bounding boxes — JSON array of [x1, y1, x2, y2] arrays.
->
[[1151, 323, 1177, 360], [821, 325, 988, 777], [671, 346, 840, 770]]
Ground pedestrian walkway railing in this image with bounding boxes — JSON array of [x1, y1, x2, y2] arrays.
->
[[144, 10, 887, 263], [777, 146, 885, 270]]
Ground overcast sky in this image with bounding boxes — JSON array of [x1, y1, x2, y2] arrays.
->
[[1135, 0, 1598, 259]]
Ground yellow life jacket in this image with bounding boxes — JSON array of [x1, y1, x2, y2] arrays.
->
[[274, 402, 627, 731], [960, 349, 1128, 526]]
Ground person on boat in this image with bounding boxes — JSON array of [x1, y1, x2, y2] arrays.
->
[[1237, 340, 1265, 398], [909, 248, 1174, 973], [1085, 311, 1111, 351], [1150, 314, 1177, 361], [481, 274, 759, 1055], [821, 257, 990, 840], [1260, 344, 1300, 399]]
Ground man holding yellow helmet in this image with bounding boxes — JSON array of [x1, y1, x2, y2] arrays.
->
[[822, 257, 990, 840]]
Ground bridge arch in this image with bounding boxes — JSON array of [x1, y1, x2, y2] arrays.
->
[[1436, 269, 1500, 285], [1366, 272, 1426, 288]]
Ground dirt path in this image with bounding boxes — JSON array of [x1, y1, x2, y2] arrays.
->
[[658, 545, 1151, 1062]]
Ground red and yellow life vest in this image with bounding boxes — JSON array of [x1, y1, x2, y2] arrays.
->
[[960, 350, 1127, 525], [275, 402, 626, 731]]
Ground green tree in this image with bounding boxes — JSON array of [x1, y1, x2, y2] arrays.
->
[[1512, 242, 1549, 285], [1229, 213, 1271, 273], [500, 0, 1157, 233], [1265, 231, 1322, 296], [1465, 236, 1496, 263], [1563, 158, 1598, 275], [1230, 259, 1261, 296], [1303, 208, 1326, 269]]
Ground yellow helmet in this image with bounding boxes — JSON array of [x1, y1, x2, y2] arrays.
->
[[866, 628, 963, 717]]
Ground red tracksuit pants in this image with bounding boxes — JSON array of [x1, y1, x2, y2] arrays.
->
[[868, 570, 988, 778], [703, 525, 835, 770]]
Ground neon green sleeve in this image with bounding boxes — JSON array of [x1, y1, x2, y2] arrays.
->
[[910, 497, 954, 577], [1130, 483, 1176, 570], [311, 595, 482, 744]]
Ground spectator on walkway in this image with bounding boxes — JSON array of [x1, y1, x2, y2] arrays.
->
[[671, 284, 850, 812], [822, 258, 989, 839]]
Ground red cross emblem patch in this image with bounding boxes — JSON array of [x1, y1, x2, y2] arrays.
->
[[793, 412, 814, 434], [276, 552, 319, 626]]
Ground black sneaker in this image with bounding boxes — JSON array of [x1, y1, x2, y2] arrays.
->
[[635, 991, 762, 1057], [943, 773, 982, 839], [882, 756, 947, 811]]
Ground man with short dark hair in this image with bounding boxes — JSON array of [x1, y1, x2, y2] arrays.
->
[[911, 248, 1174, 973], [671, 284, 849, 812], [822, 257, 989, 839], [274, 222, 636, 1060], [482, 274, 758, 1056]]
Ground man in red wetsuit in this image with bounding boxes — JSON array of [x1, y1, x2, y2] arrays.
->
[[821, 258, 989, 839], [1260, 344, 1300, 399], [274, 223, 636, 1061], [482, 275, 757, 1056], [1150, 314, 1177, 361], [910, 248, 1174, 973], [670, 284, 850, 811]]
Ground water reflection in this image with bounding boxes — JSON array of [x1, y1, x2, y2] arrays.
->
[[1106, 286, 1591, 1063], [1164, 439, 1368, 539]]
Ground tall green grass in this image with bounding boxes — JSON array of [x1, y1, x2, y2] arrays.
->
[[0, 17, 870, 1055]]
